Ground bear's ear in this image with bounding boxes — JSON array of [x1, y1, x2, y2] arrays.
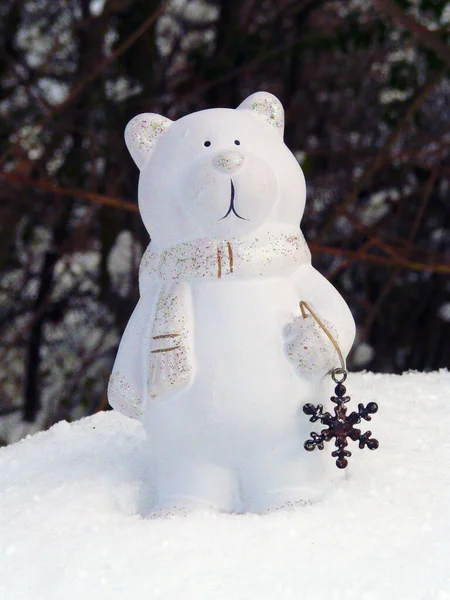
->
[[237, 92, 284, 136], [125, 113, 172, 169]]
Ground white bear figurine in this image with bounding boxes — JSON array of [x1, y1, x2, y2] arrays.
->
[[108, 92, 355, 514]]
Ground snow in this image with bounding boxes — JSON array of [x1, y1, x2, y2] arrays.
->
[[352, 341, 375, 367], [438, 302, 450, 322], [1, 371, 449, 600]]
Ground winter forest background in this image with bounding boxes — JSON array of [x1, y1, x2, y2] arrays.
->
[[0, 0, 449, 444]]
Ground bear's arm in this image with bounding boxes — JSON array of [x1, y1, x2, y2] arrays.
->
[[291, 264, 356, 360], [107, 282, 160, 420]]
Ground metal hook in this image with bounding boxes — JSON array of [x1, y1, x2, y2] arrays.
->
[[331, 368, 347, 384]]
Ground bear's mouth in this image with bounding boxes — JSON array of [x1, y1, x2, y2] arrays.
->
[[218, 180, 249, 221]]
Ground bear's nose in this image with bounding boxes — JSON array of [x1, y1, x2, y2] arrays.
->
[[212, 150, 245, 173]]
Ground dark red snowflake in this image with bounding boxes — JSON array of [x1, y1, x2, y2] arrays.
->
[[303, 381, 379, 469]]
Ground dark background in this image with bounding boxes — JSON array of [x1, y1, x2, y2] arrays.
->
[[1, 0, 449, 442]]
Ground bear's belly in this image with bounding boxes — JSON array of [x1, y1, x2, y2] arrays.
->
[[193, 277, 309, 410], [144, 277, 317, 459]]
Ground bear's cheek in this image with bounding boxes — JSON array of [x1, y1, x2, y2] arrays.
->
[[182, 164, 232, 221], [232, 168, 278, 222]]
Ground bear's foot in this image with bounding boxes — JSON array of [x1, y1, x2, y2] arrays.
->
[[151, 460, 238, 516], [149, 495, 227, 519], [247, 487, 323, 514]]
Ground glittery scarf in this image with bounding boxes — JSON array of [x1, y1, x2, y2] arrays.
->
[[141, 230, 311, 402]]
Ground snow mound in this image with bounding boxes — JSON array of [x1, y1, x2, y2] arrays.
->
[[1, 372, 449, 600]]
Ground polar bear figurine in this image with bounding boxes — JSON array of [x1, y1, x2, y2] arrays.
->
[[108, 92, 355, 514]]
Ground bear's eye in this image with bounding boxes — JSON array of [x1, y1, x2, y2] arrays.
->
[[204, 141, 211, 147], [234, 140, 241, 145]]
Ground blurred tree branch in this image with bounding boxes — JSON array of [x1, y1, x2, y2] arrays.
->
[[1, 172, 138, 212], [376, 0, 450, 66], [0, 2, 165, 168]]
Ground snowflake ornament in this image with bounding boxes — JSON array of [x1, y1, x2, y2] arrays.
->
[[303, 370, 379, 469]]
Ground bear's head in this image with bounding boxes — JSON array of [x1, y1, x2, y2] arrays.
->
[[125, 92, 306, 252]]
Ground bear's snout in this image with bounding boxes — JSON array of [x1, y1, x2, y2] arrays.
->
[[212, 150, 245, 174]]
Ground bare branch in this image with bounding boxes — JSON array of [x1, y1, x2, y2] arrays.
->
[[1, 172, 139, 212], [376, 0, 450, 67]]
